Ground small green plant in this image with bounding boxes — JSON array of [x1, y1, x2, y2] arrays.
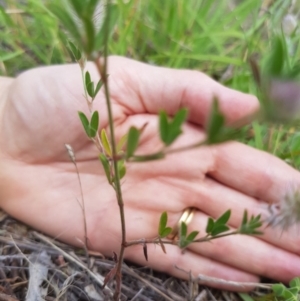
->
[[272, 277, 300, 301], [47, 0, 300, 299]]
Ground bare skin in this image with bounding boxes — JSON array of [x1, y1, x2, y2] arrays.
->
[[0, 56, 299, 290]]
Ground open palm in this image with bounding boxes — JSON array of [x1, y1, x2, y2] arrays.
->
[[0, 56, 299, 290]]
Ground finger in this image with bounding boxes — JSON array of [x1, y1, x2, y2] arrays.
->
[[124, 243, 259, 291], [11, 58, 258, 127], [209, 141, 300, 204], [106, 56, 259, 126], [187, 177, 300, 256], [0, 77, 14, 110], [187, 211, 300, 283]]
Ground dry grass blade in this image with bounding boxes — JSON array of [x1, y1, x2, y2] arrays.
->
[[32, 232, 114, 298], [197, 274, 272, 290], [26, 251, 51, 301], [0, 293, 19, 301], [124, 267, 183, 301]]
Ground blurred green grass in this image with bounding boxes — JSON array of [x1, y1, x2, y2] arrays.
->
[[1, 0, 300, 167]]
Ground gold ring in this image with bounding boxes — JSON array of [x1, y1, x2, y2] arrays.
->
[[168, 208, 196, 240]]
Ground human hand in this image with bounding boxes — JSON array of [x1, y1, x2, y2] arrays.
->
[[0, 56, 299, 290]]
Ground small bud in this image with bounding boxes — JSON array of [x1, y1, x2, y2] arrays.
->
[[282, 14, 298, 36], [65, 144, 76, 163], [266, 183, 300, 230], [263, 79, 300, 123]]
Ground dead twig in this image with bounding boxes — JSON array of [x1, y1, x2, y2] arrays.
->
[[0, 293, 19, 301], [32, 232, 113, 298]]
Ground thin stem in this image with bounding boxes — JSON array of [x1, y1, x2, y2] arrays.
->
[[80, 66, 104, 153], [164, 140, 206, 155], [94, 2, 126, 299], [81, 66, 90, 108], [124, 230, 240, 248]]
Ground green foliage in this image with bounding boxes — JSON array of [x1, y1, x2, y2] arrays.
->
[[158, 212, 172, 238], [78, 111, 90, 137], [239, 211, 263, 235], [238, 293, 255, 301], [85, 71, 103, 99], [205, 210, 231, 236], [264, 35, 285, 78], [99, 153, 112, 184], [206, 98, 225, 144], [159, 108, 188, 146], [126, 127, 140, 159], [90, 111, 99, 137], [179, 222, 199, 249], [101, 129, 112, 157], [78, 111, 99, 138], [68, 41, 81, 61], [94, 3, 119, 50], [49, 0, 119, 57], [206, 99, 240, 144], [272, 277, 300, 301], [116, 159, 126, 180]]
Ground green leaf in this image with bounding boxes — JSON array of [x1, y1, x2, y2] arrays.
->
[[159, 211, 168, 236], [211, 224, 230, 236], [117, 159, 126, 180], [78, 111, 91, 137], [159, 110, 169, 145], [180, 222, 187, 238], [87, 82, 95, 98], [85, 71, 95, 98], [117, 134, 128, 152], [242, 210, 248, 225], [289, 277, 300, 289], [239, 212, 263, 235], [95, 4, 119, 51], [69, 0, 85, 19], [0, 6, 14, 27], [158, 212, 173, 238], [86, 0, 99, 18], [94, 79, 103, 98], [265, 35, 285, 77], [238, 293, 255, 301], [89, 111, 99, 138], [82, 16, 95, 55], [206, 98, 225, 144], [101, 129, 112, 157], [282, 289, 295, 299], [161, 227, 172, 238], [0, 50, 24, 62], [126, 127, 140, 158], [171, 108, 188, 129], [206, 217, 214, 234], [288, 287, 299, 296], [168, 109, 188, 143], [186, 231, 199, 243], [85, 71, 92, 88], [159, 108, 188, 146], [216, 210, 231, 225], [68, 41, 82, 61], [99, 153, 111, 184], [49, 3, 81, 45]]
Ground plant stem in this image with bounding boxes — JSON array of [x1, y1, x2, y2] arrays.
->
[[124, 230, 240, 248], [94, 2, 126, 300]]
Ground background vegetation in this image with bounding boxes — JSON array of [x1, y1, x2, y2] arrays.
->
[[1, 0, 300, 299], [1, 0, 300, 175]]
